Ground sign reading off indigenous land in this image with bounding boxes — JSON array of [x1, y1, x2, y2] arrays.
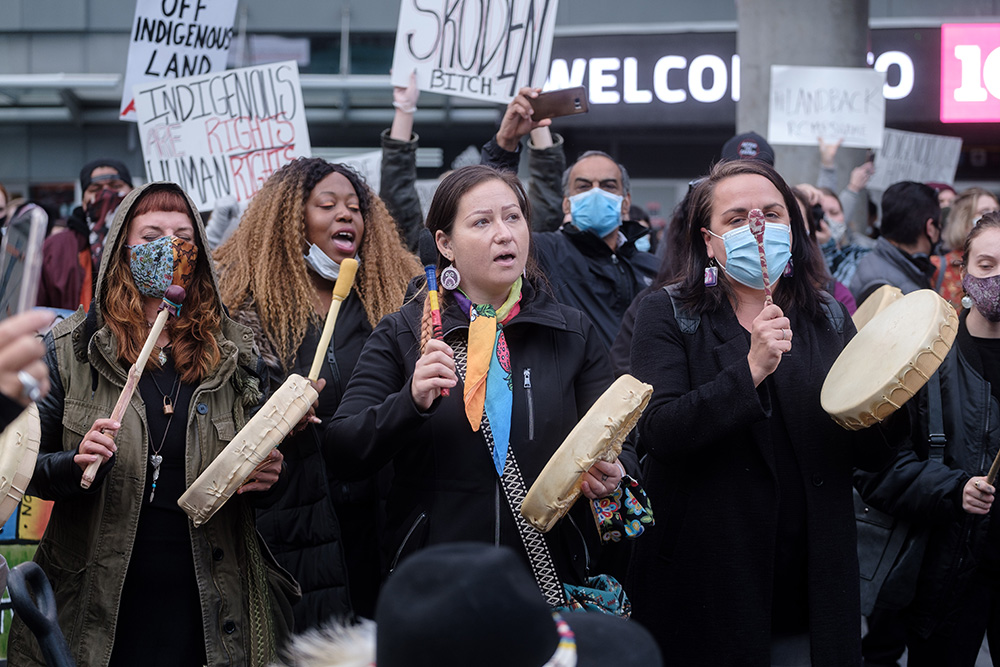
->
[[391, 0, 559, 103], [120, 0, 239, 122], [133, 61, 312, 211], [768, 66, 887, 149], [867, 129, 963, 192]]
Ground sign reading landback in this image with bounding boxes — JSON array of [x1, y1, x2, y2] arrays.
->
[[133, 60, 312, 211], [768, 65, 887, 149], [390, 0, 560, 104], [120, 0, 239, 122]]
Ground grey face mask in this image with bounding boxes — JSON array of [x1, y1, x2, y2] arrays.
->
[[304, 243, 359, 281]]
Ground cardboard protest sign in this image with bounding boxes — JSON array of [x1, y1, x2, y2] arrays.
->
[[120, 0, 239, 122], [768, 66, 886, 149], [391, 0, 559, 104], [867, 129, 963, 192], [134, 60, 312, 211], [338, 150, 383, 194]]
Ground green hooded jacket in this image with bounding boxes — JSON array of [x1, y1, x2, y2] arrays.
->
[[8, 182, 297, 667]]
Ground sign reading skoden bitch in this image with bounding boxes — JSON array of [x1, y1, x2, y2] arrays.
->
[[390, 0, 560, 103], [120, 0, 240, 122], [133, 60, 312, 211]]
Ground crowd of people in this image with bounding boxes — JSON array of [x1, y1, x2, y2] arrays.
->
[[0, 78, 999, 667]]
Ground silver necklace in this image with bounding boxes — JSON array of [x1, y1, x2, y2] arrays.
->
[[147, 370, 180, 502]]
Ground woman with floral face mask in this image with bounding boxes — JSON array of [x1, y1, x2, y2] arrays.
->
[[8, 182, 294, 667], [856, 212, 1000, 667], [628, 160, 904, 665]]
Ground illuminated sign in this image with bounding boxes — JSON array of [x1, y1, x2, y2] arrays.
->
[[544, 28, 949, 128], [941, 23, 1000, 123]]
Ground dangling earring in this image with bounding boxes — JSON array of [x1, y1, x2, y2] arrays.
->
[[783, 258, 794, 278], [962, 293, 974, 310], [440, 263, 461, 291], [704, 259, 718, 287]]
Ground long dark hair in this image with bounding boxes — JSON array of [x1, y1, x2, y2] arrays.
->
[[674, 160, 828, 320]]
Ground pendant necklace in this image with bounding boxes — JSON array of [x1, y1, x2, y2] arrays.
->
[[147, 370, 180, 502]]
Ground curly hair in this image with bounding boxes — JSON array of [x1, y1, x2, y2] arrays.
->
[[215, 157, 420, 369], [102, 185, 222, 384]]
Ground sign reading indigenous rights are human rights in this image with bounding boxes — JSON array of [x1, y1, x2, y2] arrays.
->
[[133, 60, 312, 211], [120, 0, 239, 122], [390, 0, 560, 104]]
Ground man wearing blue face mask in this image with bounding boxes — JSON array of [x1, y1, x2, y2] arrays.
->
[[479, 88, 659, 350]]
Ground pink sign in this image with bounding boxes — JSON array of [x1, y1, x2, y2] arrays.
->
[[941, 23, 1000, 123]]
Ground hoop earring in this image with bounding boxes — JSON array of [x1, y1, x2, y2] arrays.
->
[[962, 293, 974, 310], [440, 264, 461, 291], [704, 260, 718, 287]]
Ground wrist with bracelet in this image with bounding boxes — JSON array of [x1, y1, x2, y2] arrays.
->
[[393, 100, 417, 114]]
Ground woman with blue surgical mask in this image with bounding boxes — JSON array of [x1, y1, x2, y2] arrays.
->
[[628, 159, 904, 665]]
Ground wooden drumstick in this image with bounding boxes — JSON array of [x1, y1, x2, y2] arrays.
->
[[986, 450, 1000, 486], [308, 258, 359, 382], [747, 208, 773, 306], [81, 285, 186, 489]]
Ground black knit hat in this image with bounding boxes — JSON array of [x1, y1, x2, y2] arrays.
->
[[375, 543, 663, 667], [79, 158, 133, 190], [721, 131, 775, 166]]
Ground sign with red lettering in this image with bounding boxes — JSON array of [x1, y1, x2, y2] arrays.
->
[[133, 60, 312, 211], [391, 0, 560, 104], [120, 0, 239, 122], [941, 23, 1000, 123]]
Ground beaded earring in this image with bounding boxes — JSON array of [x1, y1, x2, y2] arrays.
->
[[783, 258, 794, 278], [962, 293, 974, 310], [704, 260, 718, 287], [440, 264, 461, 291]]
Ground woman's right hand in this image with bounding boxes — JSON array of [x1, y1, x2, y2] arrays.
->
[[411, 338, 457, 411], [747, 304, 792, 386], [74, 418, 119, 473]]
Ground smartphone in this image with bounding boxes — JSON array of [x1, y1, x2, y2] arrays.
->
[[530, 87, 589, 120]]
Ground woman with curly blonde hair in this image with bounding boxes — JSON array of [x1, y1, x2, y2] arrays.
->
[[216, 157, 420, 627]]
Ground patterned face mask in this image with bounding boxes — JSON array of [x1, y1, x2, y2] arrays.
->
[[127, 235, 198, 298]]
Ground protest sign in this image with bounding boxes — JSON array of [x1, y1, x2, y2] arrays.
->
[[339, 150, 383, 194], [134, 60, 312, 211], [391, 0, 559, 104], [120, 0, 239, 122], [768, 66, 886, 149], [867, 129, 963, 192]]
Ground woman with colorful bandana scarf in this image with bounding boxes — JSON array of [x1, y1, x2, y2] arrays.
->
[[325, 165, 647, 614], [8, 182, 295, 667]]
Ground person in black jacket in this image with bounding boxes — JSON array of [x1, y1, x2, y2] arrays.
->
[[629, 159, 902, 666], [855, 213, 1000, 667], [325, 165, 640, 608], [480, 87, 658, 350], [215, 158, 421, 626]]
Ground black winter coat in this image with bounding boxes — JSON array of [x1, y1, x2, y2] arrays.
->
[[629, 288, 901, 666], [855, 315, 1000, 638], [252, 291, 376, 629], [324, 282, 636, 586], [532, 226, 658, 351]]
